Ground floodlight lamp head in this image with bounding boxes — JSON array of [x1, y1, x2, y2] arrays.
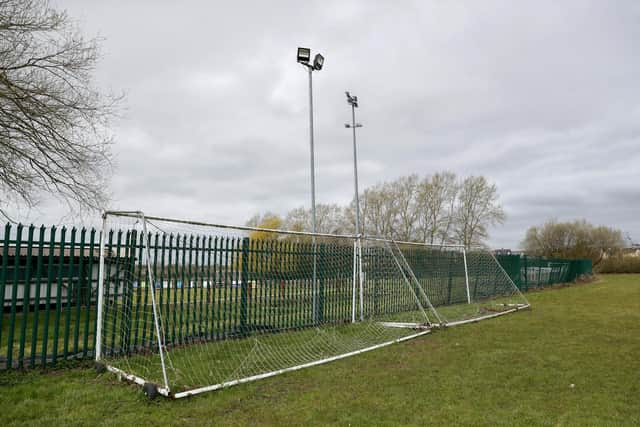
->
[[346, 92, 358, 107], [313, 53, 324, 70], [345, 124, 351, 128], [297, 47, 311, 64]]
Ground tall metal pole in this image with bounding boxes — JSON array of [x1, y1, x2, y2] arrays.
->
[[308, 68, 318, 323], [308, 69, 317, 237], [298, 48, 323, 324], [346, 92, 363, 320], [350, 102, 361, 237]]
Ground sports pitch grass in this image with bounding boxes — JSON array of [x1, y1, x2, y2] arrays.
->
[[1, 274, 638, 426]]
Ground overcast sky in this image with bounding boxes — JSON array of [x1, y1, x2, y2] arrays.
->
[[13, 0, 640, 249]]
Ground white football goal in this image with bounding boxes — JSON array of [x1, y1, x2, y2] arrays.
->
[[95, 211, 528, 398]]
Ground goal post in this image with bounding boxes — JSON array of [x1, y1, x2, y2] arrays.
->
[[96, 211, 436, 398]]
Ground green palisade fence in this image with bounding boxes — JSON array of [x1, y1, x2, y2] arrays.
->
[[495, 254, 593, 291], [0, 223, 593, 371], [1, 223, 100, 370]]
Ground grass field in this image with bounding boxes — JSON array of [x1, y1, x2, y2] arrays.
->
[[1, 274, 638, 426]]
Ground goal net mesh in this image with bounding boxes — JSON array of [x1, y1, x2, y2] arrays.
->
[[97, 213, 440, 397], [395, 242, 529, 325]]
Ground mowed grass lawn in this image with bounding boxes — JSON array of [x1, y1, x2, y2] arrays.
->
[[1, 274, 639, 426]]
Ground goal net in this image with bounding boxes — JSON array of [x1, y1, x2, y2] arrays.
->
[[96, 212, 438, 398], [392, 241, 529, 326]]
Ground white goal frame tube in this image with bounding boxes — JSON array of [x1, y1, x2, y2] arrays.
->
[[171, 328, 431, 399], [104, 211, 466, 249], [140, 212, 170, 391], [95, 213, 107, 361], [462, 248, 471, 304], [106, 365, 171, 397], [379, 322, 430, 329], [435, 303, 530, 328]]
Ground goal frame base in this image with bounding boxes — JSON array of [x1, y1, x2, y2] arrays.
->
[[435, 303, 531, 328], [105, 365, 171, 397]]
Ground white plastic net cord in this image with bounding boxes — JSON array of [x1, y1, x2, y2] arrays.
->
[[96, 212, 434, 398]]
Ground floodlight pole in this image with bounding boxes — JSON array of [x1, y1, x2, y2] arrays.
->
[[298, 48, 323, 324], [307, 68, 317, 242], [346, 92, 364, 321], [307, 67, 319, 324], [345, 94, 362, 238]]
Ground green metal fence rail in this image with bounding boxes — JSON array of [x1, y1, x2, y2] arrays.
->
[[0, 223, 593, 371], [495, 254, 593, 291]]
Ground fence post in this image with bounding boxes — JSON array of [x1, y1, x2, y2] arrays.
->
[[523, 255, 528, 292], [83, 227, 95, 359], [122, 229, 136, 355], [6, 223, 24, 369], [240, 237, 249, 336], [0, 223, 10, 350], [73, 228, 86, 356], [30, 225, 46, 368], [18, 225, 35, 368], [446, 252, 453, 304], [318, 243, 325, 323]]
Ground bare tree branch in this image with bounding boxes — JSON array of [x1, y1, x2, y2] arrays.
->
[[0, 0, 121, 220]]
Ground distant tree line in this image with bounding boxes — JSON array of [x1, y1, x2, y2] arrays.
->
[[246, 171, 506, 247], [522, 219, 626, 266]]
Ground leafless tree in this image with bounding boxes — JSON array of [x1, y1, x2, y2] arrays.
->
[[284, 204, 346, 235], [248, 172, 506, 247], [415, 171, 458, 245], [0, 0, 120, 219], [360, 182, 398, 239], [391, 174, 419, 241], [453, 176, 506, 247]]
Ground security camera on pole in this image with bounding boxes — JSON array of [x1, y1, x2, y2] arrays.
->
[[345, 91, 364, 321], [297, 47, 324, 323]]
